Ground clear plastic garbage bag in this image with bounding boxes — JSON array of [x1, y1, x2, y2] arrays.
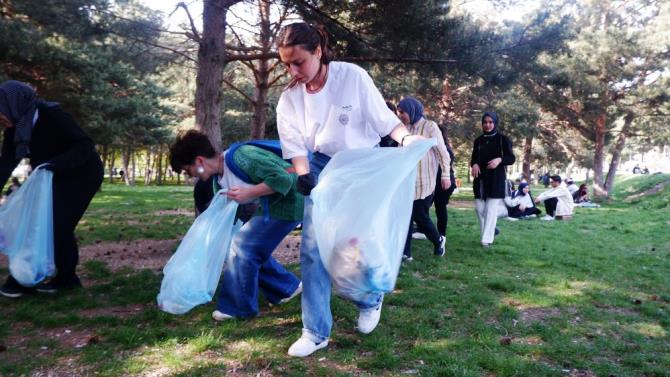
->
[[157, 191, 241, 314], [311, 139, 436, 302], [0, 166, 55, 286]]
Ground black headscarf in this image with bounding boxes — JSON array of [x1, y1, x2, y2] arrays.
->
[[0, 81, 58, 160], [481, 111, 499, 137]]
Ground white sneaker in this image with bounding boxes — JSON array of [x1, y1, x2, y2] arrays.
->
[[411, 232, 427, 240], [506, 216, 519, 221], [278, 282, 302, 305], [287, 335, 328, 357], [541, 215, 554, 221], [357, 301, 383, 334], [212, 310, 234, 321], [527, 214, 537, 218]]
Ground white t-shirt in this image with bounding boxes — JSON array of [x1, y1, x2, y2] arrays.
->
[[217, 151, 256, 204], [276, 61, 401, 159]]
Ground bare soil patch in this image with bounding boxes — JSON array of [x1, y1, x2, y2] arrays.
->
[[449, 200, 475, 209], [0, 235, 302, 274], [153, 209, 195, 217]]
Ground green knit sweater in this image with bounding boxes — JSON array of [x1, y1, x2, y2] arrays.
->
[[232, 145, 303, 221]]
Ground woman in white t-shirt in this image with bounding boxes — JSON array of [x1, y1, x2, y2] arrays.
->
[[276, 22, 420, 357]]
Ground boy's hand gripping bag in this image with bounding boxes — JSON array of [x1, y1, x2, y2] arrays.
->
[[157, 191, 241, 314], [311, 139, 436, 302], [0, 166, 55, 286]]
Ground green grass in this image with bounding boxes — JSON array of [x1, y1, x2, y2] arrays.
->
[[0, 178, 669, 376]]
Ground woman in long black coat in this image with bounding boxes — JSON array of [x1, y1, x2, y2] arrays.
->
[[0, 81, 103, 298], [470, 111, 515, 247]]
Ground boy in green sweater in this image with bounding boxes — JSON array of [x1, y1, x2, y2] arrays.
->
[[169, 130, 302, 320]]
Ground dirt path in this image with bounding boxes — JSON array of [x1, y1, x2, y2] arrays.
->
[[0, 235, 302, 274]]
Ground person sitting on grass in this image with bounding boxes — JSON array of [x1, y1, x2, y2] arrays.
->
[[534, 175, 574, 221], [505, 182, 542, 220], [573, 183, 589, 203], [168, 130, 303, 321]]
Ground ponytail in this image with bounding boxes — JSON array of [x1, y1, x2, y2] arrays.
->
[[277, 22, 333, 88]]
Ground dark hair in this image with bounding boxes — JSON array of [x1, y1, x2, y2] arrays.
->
[[276, 22, 333, 89], [385, 101, 397, 113], [169, 130, 216, 173], [550, 175, 562, 183]]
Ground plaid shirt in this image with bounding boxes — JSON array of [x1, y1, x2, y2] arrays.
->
[[407, 118, 451, 200]]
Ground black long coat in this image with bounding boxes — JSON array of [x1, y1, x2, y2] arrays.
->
[[470, 132, 515, 199]]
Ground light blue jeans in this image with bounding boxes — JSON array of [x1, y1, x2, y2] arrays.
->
[[216, 216, 301, 318], [300, 152, 383, 343]]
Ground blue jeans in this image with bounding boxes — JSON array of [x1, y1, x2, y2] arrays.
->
[[300, 152, 383, 342], [216, 216, 301, 318]]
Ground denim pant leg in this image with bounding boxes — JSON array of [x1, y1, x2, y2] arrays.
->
[[300, 194, 333, 341], [300, 154, 382, 342], [259, 255, 301, 304], [216, 216, 299, 318]]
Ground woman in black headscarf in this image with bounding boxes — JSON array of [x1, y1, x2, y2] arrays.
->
[[0, 80, 103, 298], [470, 111, 515, 246]]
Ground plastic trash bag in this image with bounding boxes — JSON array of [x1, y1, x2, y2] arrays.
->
[[0, 166, 55, 286], [311, 139, 436, 302], [157, 191, 241, 314]]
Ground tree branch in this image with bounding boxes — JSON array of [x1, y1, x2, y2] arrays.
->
[[174, 2, 201, 42], [223, 77, 254, 104]]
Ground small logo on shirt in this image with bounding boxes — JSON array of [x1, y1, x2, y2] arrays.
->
[[339, 113, 349, 125], [341, 105, 352, 111]]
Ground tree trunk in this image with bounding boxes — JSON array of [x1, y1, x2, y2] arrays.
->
[[130, 149, 137, 186], [156, 149, 163, 185], [592, 113, 607, 197], [604, 112, 634, 196], [194, 0, 240, 151], [522, 136, 533, 181], [101, 144, 108, 182], [122, 146, 132, 186], [107, 148, 116, 184], [249, 0, 272, 139], [144, 149, 153, 185]]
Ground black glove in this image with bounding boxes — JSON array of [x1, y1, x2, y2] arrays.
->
[[234, 203, 259, 224], [297, 173, 317, 196]]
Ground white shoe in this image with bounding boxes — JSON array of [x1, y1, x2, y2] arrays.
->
[[541, 215, 554, 221], [411, 232, 427, 240], [357, 301, 383, 334], [506, 216, 519, 221], [278, 282, 302, 305], [212, 310, 234, 321], [527, 214, 537, 218], [287, 335, 328, 357]]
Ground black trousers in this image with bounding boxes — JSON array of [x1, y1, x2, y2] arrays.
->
[[51, 157, 103, 284], [544, 197, 558, 217], [433, 167, 456, 237], [508, 205, 542, 218], [404, 193, 441, 257]]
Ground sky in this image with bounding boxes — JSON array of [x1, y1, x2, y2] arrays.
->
[[139, 0, 544, 32]]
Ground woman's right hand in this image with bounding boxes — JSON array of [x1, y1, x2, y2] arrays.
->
[[471, 163, 480, 178]]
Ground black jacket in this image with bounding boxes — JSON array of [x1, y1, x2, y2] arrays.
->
[[470, 132, 515, 199], [0, 104, 99, 188]]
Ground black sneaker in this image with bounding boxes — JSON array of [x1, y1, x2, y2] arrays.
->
[[36, 275, 82, 294], [35, 280, 58, 294], [434, 236, 446, 257], [0, 279, 31, 298], [494, 227, 500, 236]]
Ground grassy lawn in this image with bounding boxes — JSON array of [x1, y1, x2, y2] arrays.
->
[[0, 176, 669, 376]]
